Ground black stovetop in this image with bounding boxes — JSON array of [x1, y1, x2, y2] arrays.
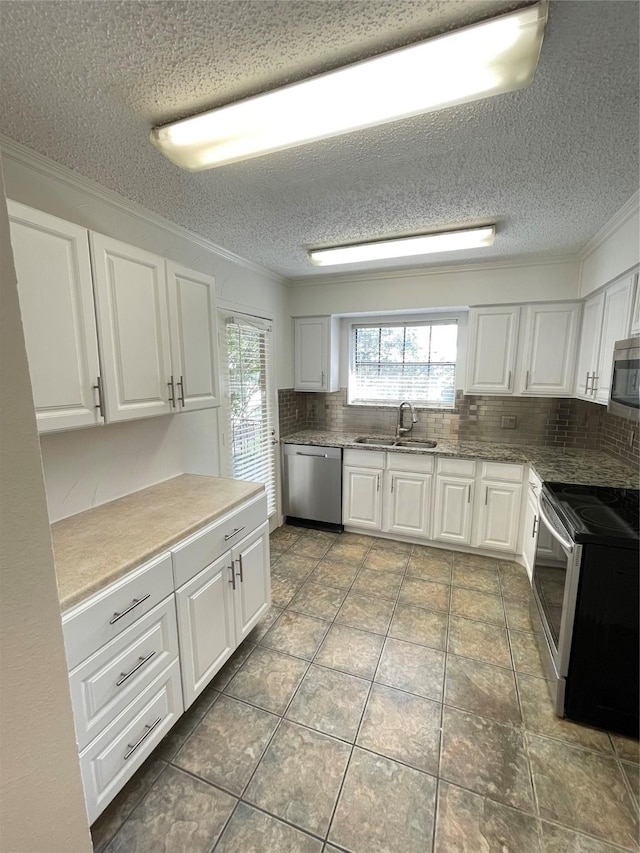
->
[[543, 482, 639, 547]]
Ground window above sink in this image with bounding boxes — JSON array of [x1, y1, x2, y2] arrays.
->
[[349, 319, 458, 409]]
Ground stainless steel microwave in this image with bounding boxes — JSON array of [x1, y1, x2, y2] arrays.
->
[[609, 338, 640, 421]]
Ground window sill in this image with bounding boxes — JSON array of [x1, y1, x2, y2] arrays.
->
[[347, 402, 458, 413]]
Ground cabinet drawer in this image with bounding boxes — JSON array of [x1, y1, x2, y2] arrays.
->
[[69, 596, 179, 751], [482, 462, 525, 483], [172, 492, 267, 588], [343, 449, 385, 468], [437, 457, 476, 477], [386, 452, 434, 473], [63, 552, 174, 671], [80, 658, 183, 824]]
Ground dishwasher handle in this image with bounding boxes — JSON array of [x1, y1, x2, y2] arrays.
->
[[297, 451, 328, 458]]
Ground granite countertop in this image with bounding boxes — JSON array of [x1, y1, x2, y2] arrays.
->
[[282, 430, 638, 489], [53, 474, 265, 611]]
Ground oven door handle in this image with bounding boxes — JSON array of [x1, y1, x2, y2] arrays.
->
[[538, 497, 574, 554]]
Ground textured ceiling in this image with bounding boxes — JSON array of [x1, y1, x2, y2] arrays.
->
[[0, 0, 638, 279]]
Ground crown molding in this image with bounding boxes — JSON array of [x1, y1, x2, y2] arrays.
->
[[0, 134, 285, 284], [285, 253, 580, 288], [578, 190, 640, 261]]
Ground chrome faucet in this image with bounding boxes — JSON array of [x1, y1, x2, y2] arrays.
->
[[396, 401, 417, 437]]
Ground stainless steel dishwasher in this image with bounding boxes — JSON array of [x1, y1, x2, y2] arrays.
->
[[283, 443, 343, 531]]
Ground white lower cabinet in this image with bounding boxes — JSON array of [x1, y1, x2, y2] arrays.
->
[[433, 475, 475, 545], [343, 465, 383, 529], [476, 481, 522, 552], [176, 552, 236, 710], [79, 658, 183, 824], [384, 471, 432, 538], [63, 490, 269, 824]]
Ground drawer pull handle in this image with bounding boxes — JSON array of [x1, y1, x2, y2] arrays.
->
[[116, 651, 156, 687], [224, 527, 245, 541], [123, 716, 162, 760], [109, 594, 151, 625]]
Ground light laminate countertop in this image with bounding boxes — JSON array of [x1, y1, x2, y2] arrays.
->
[[52, 474, 264, 611], [282, 431, 638, 489]]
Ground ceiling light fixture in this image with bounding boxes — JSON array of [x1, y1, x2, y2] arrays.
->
[[308, 226, 496, 266], [150, 3, 547, 171]]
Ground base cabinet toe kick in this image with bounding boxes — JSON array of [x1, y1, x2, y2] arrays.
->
[[61, 491, 270, 824]]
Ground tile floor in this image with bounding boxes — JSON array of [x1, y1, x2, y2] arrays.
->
[[92, 527, 640, 853]]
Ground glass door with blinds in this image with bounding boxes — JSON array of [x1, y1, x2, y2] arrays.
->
[[218, 311, 277, 516]]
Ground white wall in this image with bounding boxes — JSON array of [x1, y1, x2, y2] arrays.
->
[[0, 168, 92, 852], [579, 195, 640, 297], [2, 139, 291, 520], [288, 258, 581, 317]]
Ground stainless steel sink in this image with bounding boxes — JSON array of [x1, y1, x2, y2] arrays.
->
[[354, 436, 437, 449], [354, 437, 397, 447], [394, 439, 438, 449]]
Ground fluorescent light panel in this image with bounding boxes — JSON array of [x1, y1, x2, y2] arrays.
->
[[151, 3, 547, 170], [308, 226, 496, 266]]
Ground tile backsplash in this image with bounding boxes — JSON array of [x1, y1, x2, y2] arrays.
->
[[278, 388, 638, 468]]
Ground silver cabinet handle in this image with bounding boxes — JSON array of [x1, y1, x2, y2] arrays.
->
[[109, 594, 151, 625], [167, 375, 176, 407], [484, 486, 488, 505], [321, 370, 325, 387], [467, 486, 471, 503], [224, 526, 245, 541], [592, 374, 598, 393], [236, 556, 244, 582], [585, 372, 592, 394], [228, 562, 236, 590], [123, 717, 162, 760], [93, 376, 105, 418], [177, 375, 185, 407], [377, 474, 380, 491], [507, 370, 512, 390], [390, 476, 394, 494], [525, 370, 530, 390], [532, 516, 538, 538], [116, 651, 156, 687]]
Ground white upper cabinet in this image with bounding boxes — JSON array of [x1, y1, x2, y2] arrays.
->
[[294, 316, 339, 392], [90, 234, 173, 422], [465, 307, 519, 394], [594, 274, 635, 404], [8, 201, 103, 432], [519, 303, 580, 396], [574, 291, 605, 401], [166, 261, 219, 412]]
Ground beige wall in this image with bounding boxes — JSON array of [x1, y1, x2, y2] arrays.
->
[[579, 199, 640, 297], [288, 258, 581, 317], [0, 168, 91, 850]]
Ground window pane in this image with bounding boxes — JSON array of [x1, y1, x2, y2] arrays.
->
[[351, 321, 457, 406]]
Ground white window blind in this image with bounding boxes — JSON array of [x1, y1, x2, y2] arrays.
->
[[219, 312, 277, 515], [350, 320, 458, 407]]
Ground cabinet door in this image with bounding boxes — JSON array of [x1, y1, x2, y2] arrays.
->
[[175, 552, 235, 709], [465, 307, 519, 394], [383, 471, 432, 539], [166, 261, 219, 411], [477, 481, 522, 553], [232, 521, 271, 644], [90, 234, 173, 421], [343, 466, 383, 530], [595, 275, 635, 404], [574, 292, 605, 400], [433, 476, 474, 545], [520, 303, 580, 396], [522, 492, 538, 581], [294, 317, 330, 391], [8, 201, 103, 432]]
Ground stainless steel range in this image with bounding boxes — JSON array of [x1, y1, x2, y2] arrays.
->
[[530, 482, 639, 737]]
